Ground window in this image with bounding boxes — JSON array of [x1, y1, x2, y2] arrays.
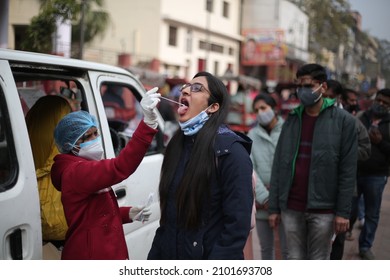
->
[[0, 87, 17, 192], [199, 41, 224, 54], [17, 79, 83, 112], [206, 0, 213, 12], [13, 25, 29, 51], [186, 29, 193, 53], [199, 40, 208, 50], [211, 43, 224, 53], [223, 1, 230, 18], [214, 61, 219, 76], [101, 83, 140, 155], [228, 47, 234, 56], [168, 25, 178, 46], [100, 83, 163, 155]]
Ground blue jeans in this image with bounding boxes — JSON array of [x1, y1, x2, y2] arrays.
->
[[281, 209, 334, 260], [357, 176, 387, 252], [358, 195, 365, 221]]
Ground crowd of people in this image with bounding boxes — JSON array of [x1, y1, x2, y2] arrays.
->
[[30, 63, 390, 260], [243, 64, 389, 260]]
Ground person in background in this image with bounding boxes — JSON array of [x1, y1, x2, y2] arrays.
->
[[158, 83, 177, 122], [324, 79, 343, 108], [342, 87, 366, 238], [244, 38, 257, 62], [102, 84, 136, 122], [268, 64, 358, 260], [227, 83, 256, 130], [280, 87, 300, 119], [324, 80, 371, 260], [355, 88, 390, 260], [247, 93, 288, 260], [358, 87, 378, 112], [50, 88, 160, 259], [148, 72, 254, 259], [25, 95, 72, 254], [342, 88, 360, 116]]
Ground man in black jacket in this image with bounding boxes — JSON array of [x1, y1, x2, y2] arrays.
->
[[356, 88, 390, 260], [325, 80, 371, 260], [268, 64, 358, 259]]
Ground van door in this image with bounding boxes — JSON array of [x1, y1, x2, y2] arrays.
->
[[88, 71, 164, 259], [0, 61, 42, 259]]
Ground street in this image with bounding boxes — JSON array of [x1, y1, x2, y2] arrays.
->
[[251, 178, 390, 260]]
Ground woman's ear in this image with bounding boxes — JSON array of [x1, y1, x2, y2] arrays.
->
[[207, 103, 220, 114]]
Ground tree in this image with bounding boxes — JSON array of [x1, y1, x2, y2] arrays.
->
[[21, 12, 57, 53], [21, 0, 109, 57], [21, 0, 78, 53], [71, 0, 109, 56], [378, 39, 390, 87], [287, 0, 355, 59]]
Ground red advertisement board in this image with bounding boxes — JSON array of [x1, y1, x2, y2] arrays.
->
[[241, 29, 288, 66]]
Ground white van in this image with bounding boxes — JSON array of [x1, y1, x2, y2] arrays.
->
[[0, 49, 167, 260]]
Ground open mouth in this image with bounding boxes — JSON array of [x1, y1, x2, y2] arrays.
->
[[177, 99, 189, 116]]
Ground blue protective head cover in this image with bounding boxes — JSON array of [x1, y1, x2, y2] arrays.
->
[[54, 110, 99, 153]]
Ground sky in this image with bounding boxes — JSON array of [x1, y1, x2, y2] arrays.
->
[[348, 0, 390, 41]]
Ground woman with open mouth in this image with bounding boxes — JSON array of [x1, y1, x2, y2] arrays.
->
[[148, 71, 254, 260]]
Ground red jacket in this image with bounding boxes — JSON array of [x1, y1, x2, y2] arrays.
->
[[51, 121, 157, 259]]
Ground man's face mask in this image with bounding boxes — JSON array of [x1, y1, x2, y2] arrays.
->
[[372, 102, 390, 118], [344, 104, 359, 114], [296, 84, 323, 107]]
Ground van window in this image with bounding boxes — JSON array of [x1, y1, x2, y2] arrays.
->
[[101, 82, 163, 156], [0, 87, 18, 192], [17, 79, 83, 113]]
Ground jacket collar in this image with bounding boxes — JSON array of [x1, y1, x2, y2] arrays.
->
[[214, 125, 252, 156], [291, 97, 335, 116]]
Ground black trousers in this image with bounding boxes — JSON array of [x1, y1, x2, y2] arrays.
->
[[330, 195, 359, 260]]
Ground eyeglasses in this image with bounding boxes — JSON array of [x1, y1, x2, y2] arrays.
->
[[180, 83, 211, 94]]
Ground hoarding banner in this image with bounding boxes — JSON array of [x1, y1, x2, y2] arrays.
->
[[241, 29, 287, 66]]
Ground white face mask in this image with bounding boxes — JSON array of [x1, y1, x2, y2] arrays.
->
[[77, 136, 104, 160], [256, 109, 275, 126]]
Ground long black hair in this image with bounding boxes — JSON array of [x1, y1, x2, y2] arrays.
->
[[158, 71, 230, 229]]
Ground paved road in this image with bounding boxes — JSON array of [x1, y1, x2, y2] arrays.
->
[[343, 178, 390, 260], [251, 179, 390, 260]]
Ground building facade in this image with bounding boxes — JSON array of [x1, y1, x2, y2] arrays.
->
[[2, 0, 243, 81], [241, 0, 309, 87]]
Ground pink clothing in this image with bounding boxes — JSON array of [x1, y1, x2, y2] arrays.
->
[[51, 121, 157, 259]]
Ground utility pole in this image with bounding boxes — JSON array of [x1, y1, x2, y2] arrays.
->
[[79, 0, 86, 59], [0, 0, 9, 49], [206, 0, 212, 72]]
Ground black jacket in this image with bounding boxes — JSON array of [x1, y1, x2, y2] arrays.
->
[[269, 99, 358, 218], [357, 110, 390, 176], [148, 125, 253, 259]]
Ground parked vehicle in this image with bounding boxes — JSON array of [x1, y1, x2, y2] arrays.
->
[[0, 49, 166, 259]]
